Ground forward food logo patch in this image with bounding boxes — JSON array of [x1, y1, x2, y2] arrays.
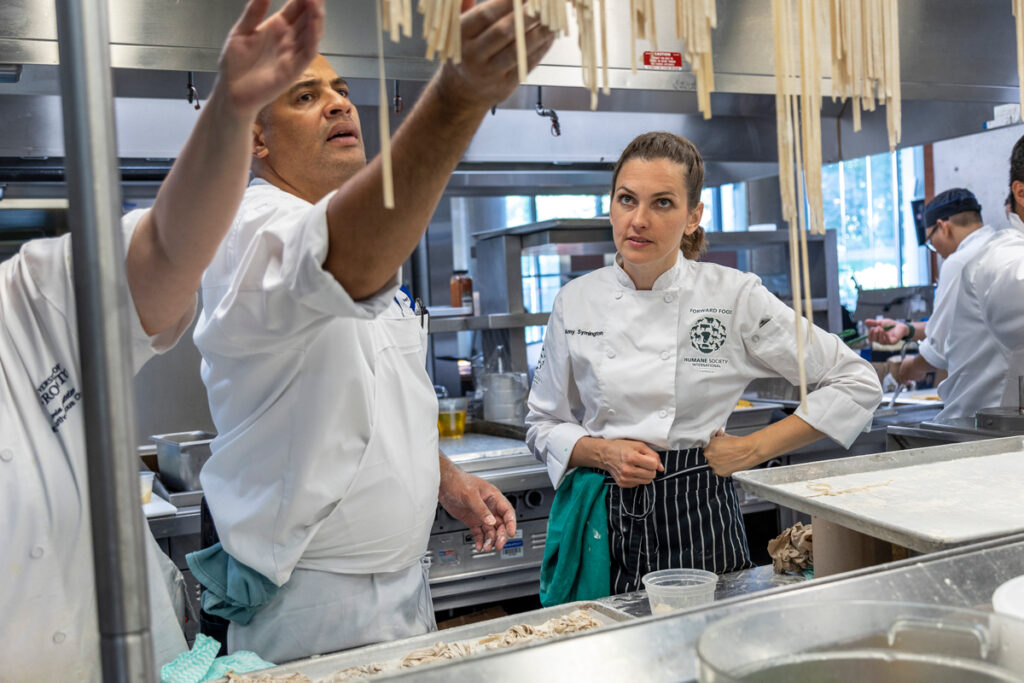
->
[[689, 316, 727, 354]]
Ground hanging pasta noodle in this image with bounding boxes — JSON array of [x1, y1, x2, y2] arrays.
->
[[515, 2, 605, 109], [629, 0, 657, 73], [828, 0, 901, 151], [381, 0, 413, 42], [513, 0, 529, 82], [1015, 0, 1024, 114], [772, 0, 827, 410], [675, 0, 717, 119], [566, 0, 608, 109], [419, 0, 462, 64], [376, 0, 395, 209], [526, 0, 567, 34]]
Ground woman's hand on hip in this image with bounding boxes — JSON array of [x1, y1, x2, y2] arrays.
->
[[598, 439, 664, 489], [704, 429, 757, 477]]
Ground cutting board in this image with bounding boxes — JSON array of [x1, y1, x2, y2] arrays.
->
[[142, 492, 176, 519], [734, 436, 1024, 553]]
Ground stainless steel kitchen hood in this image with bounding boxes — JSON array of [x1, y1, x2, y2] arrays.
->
[[0, 0, 1015, 171]]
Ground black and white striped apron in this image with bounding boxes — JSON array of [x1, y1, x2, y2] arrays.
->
[[604, 447, 753, 595]]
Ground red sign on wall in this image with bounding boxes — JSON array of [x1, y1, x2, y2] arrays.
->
[[642, 51, 684, 70]]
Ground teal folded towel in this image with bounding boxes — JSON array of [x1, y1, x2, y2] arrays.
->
[[160, 634, 275, 683], [540, 469, 610, 607], [186, 543, 280, 625]]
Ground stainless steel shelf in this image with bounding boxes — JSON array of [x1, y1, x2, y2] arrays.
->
[[429, 312, 550, 334]]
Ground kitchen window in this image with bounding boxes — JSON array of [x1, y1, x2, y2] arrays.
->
[[822, 146, 928, 309]]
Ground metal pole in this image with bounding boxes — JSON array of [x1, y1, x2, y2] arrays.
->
[[54, 0, 156, 681]]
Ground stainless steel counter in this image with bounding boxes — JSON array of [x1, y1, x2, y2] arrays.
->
[[379, 532, 1024, 682], [439, 432, 550, 492]]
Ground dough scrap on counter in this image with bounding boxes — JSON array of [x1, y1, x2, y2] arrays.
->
[[400, 641, 472, 667], [228, 608, 604, 681], [226, 673, 311, 683]]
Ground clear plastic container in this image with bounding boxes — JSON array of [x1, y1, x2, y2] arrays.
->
[[642, 568, 718, 614], [437, 397, 469, 438], [697, 600, 1024, 682], [139, 471, 155, 505]]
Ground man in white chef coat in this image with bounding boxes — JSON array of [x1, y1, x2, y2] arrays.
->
[[0, 0, 326, 679], [953, 135, 1024, 407], [191, 0, 556, 664], [867, 188, 1000, 418]]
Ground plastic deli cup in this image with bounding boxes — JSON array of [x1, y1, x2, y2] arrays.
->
[[438, 397, 469, 438], [140, 471, 155, 505], [642, 568, 718, 614]]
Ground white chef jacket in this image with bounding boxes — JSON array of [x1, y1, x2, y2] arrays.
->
[[917, 225, 995, 372], [960, 221, 1024, 408], [195, 180, 440, 587], [918, 225, 1004, 419], [527, 256, 882, 487], [0, 214, 193, 681]]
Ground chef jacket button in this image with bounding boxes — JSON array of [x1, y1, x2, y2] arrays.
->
[[752, 334, 760, 343], [614, 291, 623, 300], [606, 349, 616, 359], [659, 409, 668, 418], [0, 448, 12, 462], [660, 351, 670, 360], [608, 408, 616, 416], [663, 293, 674, 303], [31, 546, 45, 559], [53, 632, 66, 644]]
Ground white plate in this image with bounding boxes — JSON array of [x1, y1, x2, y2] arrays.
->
[[142, 492, 176, 518], [993, 574, 1024, 621]]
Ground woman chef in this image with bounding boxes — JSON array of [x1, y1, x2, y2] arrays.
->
[[526, 132, 882, 593]]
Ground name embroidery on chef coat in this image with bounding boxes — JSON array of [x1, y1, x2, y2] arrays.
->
[[35, 362, 82, 433], [684, 308, 732, 373], [564, 328, 604, 337]]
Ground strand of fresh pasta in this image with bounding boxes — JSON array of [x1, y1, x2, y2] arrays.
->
[[418, 0, 461, 64], [797, 0, 819, 344], [1016, 0, 1024, 116], [376, 0, 395, 209], [513, 0, 529, 82], [381, 0, 413, 42], [675, 0, 717, 119], [828, 0, 901, 151], [571, 0, 599, 109], [517, 2, 606, 110], [629, 0, 657, 73], [798, 0, 823, 237], [772, 0, 810, 409]]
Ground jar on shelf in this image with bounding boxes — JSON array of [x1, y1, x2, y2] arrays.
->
[[449, 270, 473, 312]]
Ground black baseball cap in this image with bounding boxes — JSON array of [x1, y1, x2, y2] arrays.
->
[[923, 188, 982, 227]]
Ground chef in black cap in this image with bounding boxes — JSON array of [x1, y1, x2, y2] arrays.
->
[[868, 187, 1001, 417]]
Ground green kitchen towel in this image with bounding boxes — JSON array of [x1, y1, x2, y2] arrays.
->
[[540, 468, 610, 606], [186, 542, 279, 625], [160, 634, 275, 683]]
